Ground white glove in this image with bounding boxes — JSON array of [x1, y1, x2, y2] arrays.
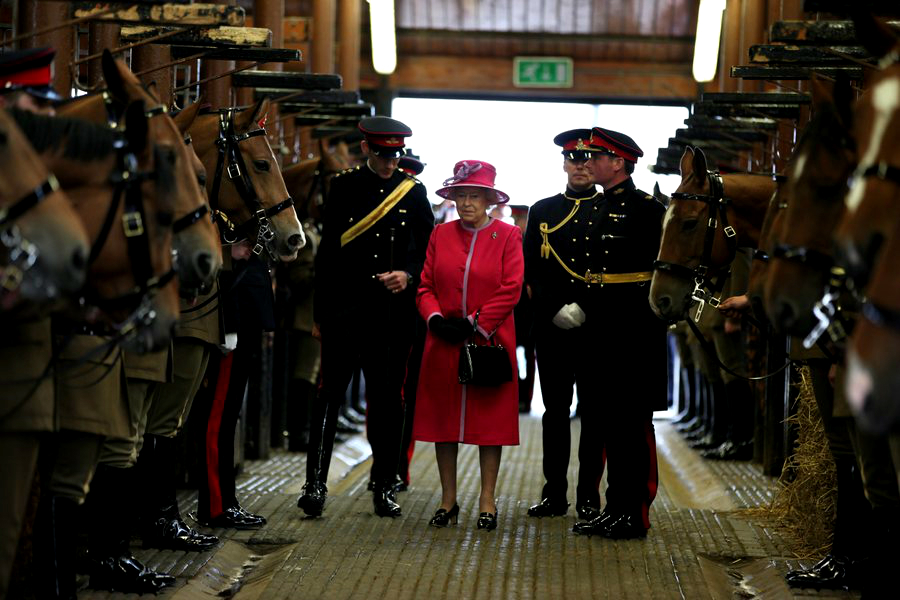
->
[[221, 332, 238, 353], [552, 303, 586, 330]]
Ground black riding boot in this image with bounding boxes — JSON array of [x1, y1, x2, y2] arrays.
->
[[297, 392, 341, 516], [34, 494, 78, 599], [85, 463, 175, 594], [287, 379, 313, 452], [138, 434, 218, 551]]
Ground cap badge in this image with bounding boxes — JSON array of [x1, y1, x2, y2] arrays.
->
[[575, 139, 587, 150]]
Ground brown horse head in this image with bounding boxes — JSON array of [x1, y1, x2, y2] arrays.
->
[[845, 215, 900, 434], [0, 110, 89, 315], [765, 78, 855, 335], [649, 147, 773, 321], [834, 23, 900, 290], [188, 98, 304, 261], [15, 102, 179, 352], [746, 177, 789, 324], [104, 54, 222, 298]]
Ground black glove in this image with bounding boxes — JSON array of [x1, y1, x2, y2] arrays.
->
[[429, 315, 474, 344]]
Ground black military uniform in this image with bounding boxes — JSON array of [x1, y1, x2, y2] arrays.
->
[[297, 117, 434, 518], [524, 129, 606, 520], [569, 127, 668, 539]]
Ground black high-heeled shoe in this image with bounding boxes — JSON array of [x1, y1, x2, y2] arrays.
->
[[429, 504, 459, 527], [476, 512, 497, 530]]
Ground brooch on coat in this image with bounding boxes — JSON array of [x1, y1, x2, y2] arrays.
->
[[491, 232, 497, 239]]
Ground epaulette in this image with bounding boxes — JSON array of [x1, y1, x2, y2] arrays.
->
[[645, 194, 654, 200], [333, 165, 360, 178]]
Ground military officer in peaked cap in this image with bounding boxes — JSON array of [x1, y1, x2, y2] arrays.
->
[[297, 116, 434, 518], [569, 126, 667, 540], [398, 148, 425, 177], [524, 129, 606, 522], [0, 47, 62, 114]]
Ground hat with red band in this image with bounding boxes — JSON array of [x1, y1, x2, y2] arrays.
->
[[0, 47, 62, 102], [359, 116, 411, 158], [553, 128, 597, 161], [398, 148, 425, 176], [588, 127, 643, 163]]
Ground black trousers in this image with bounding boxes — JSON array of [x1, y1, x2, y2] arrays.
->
[[307, 312, 413, 486], [535, 323, 604, 506]]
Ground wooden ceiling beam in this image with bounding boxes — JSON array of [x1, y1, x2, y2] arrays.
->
[[72, 3, 244, 26], [364, 56, 697, 101]]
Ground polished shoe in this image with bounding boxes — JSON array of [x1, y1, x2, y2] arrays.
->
[[598, 513, 647, 540], [233, 504, 267, 526], [142, 515, 218, 551], [88, 552, 175, 594], [527, 497, 569, 517], [575, 500, 602, 521], [701, 439, 753, 461], [429, 504, 460, 527], [373, 484, 402, 517], [785, 554, 857, 589], [572, 510, 616, 536], [477, 512, 498, 530], [297, 481, 328, 517], [193, 506, 266, 530], [367, 474, 408, 493]]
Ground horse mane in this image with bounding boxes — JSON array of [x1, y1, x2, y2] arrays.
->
[[7, 108, 119, 161]]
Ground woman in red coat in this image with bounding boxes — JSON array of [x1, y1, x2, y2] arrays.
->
[[413, 160, 524, 531]]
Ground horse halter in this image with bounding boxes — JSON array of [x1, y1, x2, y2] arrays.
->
[[82, 133, 176, 339], [652, 170, 738, 322], [0, 174, 60, 295], [209, 108, 294, 259]]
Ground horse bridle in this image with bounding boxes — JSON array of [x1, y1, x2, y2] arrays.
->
[[209, 108, 294, 259], [0, 174, 60, 294], [652, 170, 738, 322]]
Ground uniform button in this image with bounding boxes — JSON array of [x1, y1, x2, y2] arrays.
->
[[349, 217, 354, 223], [586, 252, 590, 257], [401, 221, 406, 226], [588, 221, 593, 225], [570, 279, 575, 283], [604, 250, 609, 255], [585, 236, 590, 240], [593, 206, 598, 210], [570, 257, 575, 262], [572, 238, 576, 242], [380, 189, 384, 193], [574, 219, 578, 223], [374, 254, 378, 258], [376, 233, 380, 237], [602, 267, 607, 272]]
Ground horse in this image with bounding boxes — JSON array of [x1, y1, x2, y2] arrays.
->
[[0, 109, 89, 315], [59, 50, 222, 298], [281, 138, 352, 221], [10, 103, 180, 353], [763, 78, 856, 337], [187, 98, 305, 261], [649, 146, 776, 321]]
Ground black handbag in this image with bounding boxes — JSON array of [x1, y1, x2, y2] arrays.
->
[[458, 311, 513, 386]]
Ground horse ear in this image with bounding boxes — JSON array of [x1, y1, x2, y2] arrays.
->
[[238, 97, 270, 132], [123, 101, 149, 153], [101, 50, 128, 103], [173, 101, 202, 134], [852, 11, 900, 60], [679, 147, 694, 177], [692, 147, 709, 176]]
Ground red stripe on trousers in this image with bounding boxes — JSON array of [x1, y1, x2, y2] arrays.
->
[[206, 352, 233, 519]]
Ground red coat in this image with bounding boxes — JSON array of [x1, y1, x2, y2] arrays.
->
[[413, 218, 524, 446]]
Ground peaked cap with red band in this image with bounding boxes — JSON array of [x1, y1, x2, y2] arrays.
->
[[0, 47, 61, 101], [588, 127, 644, 163], [553, 128, 596, 161], [359, 116, 412, 158], [398, 148, 425, 176]]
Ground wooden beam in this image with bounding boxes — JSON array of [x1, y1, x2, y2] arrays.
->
[[700, 92, 810, 104], [73, 3, 245, 26], [749, 44, 873, 64], [770, 20, 900, 44], [693, 101, 802, 119], [120, 25, 271, 47], [254, 89, 360, 103], [730, 64, 865, 80], [363, 56, 697, 101], [232, 71, 342, 90], [684, 115, 779, 130], [170, 46, 299, 62]]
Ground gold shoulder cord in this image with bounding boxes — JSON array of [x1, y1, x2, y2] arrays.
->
[[538, 192, 651, 285]]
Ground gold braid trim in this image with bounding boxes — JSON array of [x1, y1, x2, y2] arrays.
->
[[340, 178, 416, 247]]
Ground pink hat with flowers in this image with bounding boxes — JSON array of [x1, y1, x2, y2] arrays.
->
[[436, 160, 509, 204]]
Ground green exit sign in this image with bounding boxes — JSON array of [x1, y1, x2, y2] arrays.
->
[[513, 57, 574, 88]]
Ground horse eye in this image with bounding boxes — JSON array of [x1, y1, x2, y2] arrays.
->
[[253, 160, 270, 172], [681, 219, 698, 232], [197, 173, 207, 187]]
